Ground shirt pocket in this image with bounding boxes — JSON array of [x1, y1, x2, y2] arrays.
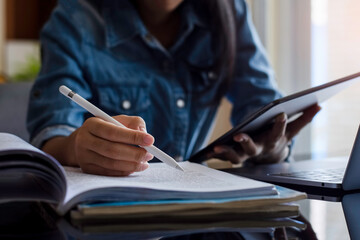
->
[[97, 85, 151, 125], [188, 64, 223, 107]]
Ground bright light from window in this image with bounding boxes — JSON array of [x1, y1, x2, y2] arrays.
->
[[311, 0, 328, 26], [311, 0, 328, 159]]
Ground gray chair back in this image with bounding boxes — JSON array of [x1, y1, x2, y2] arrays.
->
[[0, 82, 33, 142]]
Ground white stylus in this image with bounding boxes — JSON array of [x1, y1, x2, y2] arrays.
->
[[59, 85, 184, 172]]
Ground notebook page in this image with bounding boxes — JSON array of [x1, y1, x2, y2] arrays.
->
[[60, 162, 276, 214]]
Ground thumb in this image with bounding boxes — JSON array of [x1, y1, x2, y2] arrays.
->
[[139, 125, 147, 133], [113, 115, 147, 131]]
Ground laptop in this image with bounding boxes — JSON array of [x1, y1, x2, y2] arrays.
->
[[224, 125, 360, 195]]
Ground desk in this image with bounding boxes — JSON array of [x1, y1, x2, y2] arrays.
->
[[298, 198, 350, 239], [0, 194, 357, 240]]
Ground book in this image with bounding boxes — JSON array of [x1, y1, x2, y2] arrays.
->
[[0, 132, 304, 216], [73, 186, 305, 218], [71, 202, 302, 222], [189, 72, 360, 163]]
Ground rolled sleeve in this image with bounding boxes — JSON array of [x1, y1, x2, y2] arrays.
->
[[31, 125, 76, 148], [27, 1, 92, 145]]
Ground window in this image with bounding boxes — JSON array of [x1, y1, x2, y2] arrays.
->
[[312, 0, 360, 159], [249, 0, 360, 161]]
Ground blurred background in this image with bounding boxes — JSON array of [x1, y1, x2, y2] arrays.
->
[[0, 0, 359, 238], [0, 0, 56, 141], [1, 0, 359, 160]]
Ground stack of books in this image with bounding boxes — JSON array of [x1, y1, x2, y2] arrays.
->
[[0, 132, 306, 226]]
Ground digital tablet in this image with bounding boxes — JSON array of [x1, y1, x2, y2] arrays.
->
[[188, 72, 360, 163]]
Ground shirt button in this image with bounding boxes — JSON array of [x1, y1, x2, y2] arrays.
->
[[122, 100, 131, 110], [174, 156, 184, 162], [208, 71, 217, 80], [176, 98, 185, 108]]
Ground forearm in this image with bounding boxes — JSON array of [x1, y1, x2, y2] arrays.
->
[[42, 133, 78, 167]]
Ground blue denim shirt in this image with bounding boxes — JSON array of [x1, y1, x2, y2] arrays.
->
[[27, 0, 282, 162]]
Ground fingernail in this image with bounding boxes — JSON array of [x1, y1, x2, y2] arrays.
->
[[277, 113, 287, 123], [235, 136, 247, 142], [144, 152, 154, 162], [214, 147, 225, 154], [143, 135, 154, 145], [139, 126, 147, 133], [138, 162, 149, 171]]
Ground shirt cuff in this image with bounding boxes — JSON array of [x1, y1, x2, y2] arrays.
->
[[31, 125, 76, 148]]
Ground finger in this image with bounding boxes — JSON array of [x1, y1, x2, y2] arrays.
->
[[270, 113, 287, 142], [85, 134, 154, 163], [250, 145, 290, 165], [233, 134, 260, 157], [286, 104, 321, 139], [113, 115, 147, 131], [84, 150, 150, 172], [81, 163, 134, 177], [84, 117, 154, 146], [213, 145, 247, 164]]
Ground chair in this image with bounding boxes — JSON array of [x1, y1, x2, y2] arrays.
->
[[0, 82, 33, 141]]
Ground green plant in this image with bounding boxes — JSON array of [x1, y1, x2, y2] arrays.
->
[[11, 54, 41, 82]]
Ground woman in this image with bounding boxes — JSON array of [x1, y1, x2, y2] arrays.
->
[[27, 0, 320, 176]]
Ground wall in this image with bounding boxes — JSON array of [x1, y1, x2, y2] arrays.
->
[[312, 0, 360, 158], [0, 0, 5, 73]]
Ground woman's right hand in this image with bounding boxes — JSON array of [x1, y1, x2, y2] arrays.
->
[[42, 115, 154, 176]]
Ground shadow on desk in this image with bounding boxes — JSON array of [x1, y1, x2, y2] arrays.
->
[[0, 201, 322, 240], [0, 202, 62, 240]]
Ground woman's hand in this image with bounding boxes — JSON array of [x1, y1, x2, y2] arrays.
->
[[42, 115, 154, 176], [210, 104, 321, 165]]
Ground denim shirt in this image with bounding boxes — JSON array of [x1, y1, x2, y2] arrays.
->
[[27, 0, 281, 162]]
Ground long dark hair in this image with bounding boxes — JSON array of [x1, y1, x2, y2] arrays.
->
[[193, 0, 237, 101]]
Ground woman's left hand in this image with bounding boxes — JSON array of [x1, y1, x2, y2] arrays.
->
[[210, 104, 321, 165]]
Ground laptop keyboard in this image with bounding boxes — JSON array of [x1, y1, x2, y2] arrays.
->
[[269, 168, 345, 182]]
